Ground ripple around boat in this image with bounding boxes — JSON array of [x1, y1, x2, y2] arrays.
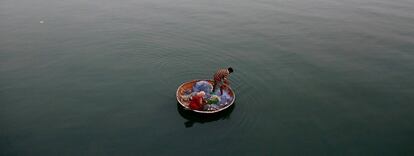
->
[[176, 79, 236, 114]]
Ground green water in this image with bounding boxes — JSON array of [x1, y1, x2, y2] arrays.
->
[[1, 0, 414, 155]]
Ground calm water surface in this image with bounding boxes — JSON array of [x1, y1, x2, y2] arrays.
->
[[1, 0, 414, 155]]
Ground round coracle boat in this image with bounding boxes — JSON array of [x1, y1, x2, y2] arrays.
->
[[176, 79, 236, 113]]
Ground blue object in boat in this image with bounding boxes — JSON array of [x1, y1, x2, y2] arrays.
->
[[192, 81, 213, 93]]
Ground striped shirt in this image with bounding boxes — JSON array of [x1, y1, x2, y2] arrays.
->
[[213, 69, 230, 82]]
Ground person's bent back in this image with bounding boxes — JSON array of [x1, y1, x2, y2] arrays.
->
[[213, 67, 233, 91]]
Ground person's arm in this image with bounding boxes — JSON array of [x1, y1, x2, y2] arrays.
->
[[223, 78, 230, 85]]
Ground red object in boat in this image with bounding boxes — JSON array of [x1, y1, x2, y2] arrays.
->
[[189, 94, 203, 110]]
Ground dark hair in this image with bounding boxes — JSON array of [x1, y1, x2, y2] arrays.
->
[[228, 67, 234, 73]]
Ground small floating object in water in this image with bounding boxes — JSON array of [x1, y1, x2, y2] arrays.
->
[[176, 79, 236, 114], [39, 20, 44, 24]]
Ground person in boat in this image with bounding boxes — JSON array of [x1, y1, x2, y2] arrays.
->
[[213, 67, 233, 91], [189, 91, 206, 110]]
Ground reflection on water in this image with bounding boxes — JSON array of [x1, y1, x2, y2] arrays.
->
[[177, 102, 235, 128]]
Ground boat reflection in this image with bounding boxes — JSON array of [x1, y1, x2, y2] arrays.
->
[[177, 102, 235, 128]]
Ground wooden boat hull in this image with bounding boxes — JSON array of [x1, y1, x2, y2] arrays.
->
[[176, 79, 236, 113]]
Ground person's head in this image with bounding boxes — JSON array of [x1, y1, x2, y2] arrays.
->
[[228, 67, 234, 73]]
